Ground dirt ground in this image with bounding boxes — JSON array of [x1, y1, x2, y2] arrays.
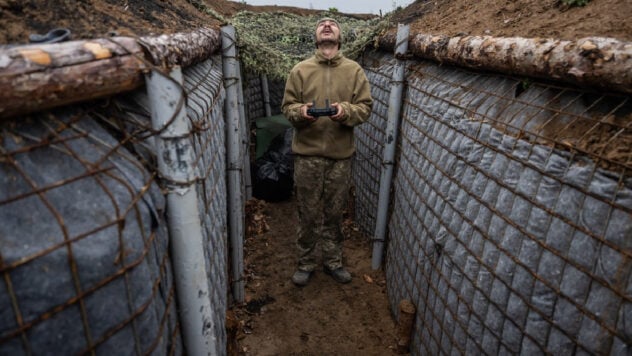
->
[[230, 198, 399, 355], [393, 0, 632, 41], [1, 0, 630, 44], [1, 0, 630, 355], [0, 0, 331, 44]]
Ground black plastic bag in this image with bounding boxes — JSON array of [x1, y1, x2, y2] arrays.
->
[[253, 128, 294, 201]]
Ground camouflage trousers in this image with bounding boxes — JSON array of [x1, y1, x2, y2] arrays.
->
[[294, 155, 351, 272]]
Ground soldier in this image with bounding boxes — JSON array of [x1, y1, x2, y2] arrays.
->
[[281, 17, 373, 286]]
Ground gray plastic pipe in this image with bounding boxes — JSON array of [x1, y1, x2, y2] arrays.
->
[[235, 58, 252, 199], [222, 25, 245, 303], [146, 67, 218, 355], [261, 74, 272, 117], [372, 24, 410, 270]]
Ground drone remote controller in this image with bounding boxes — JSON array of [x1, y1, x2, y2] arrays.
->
[[307, 99, 337, 117]]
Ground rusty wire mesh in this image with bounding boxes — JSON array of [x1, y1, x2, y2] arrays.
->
[[182, 56, 229, 354], [354, 57, 393, 232], [354, 51, 631, 355], [0, 56, 229, 354]]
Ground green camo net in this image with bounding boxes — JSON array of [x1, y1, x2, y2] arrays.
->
[[187, 0, 392, 80], [229, 11, 391, 80]]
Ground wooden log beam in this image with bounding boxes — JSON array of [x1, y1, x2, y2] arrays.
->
[[139, 27, 222, 68], [0, 27, 222, 119], [0, 38, 145, 118], [378, 30, 632, 95]]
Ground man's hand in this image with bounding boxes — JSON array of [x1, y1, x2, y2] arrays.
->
[[301, 102, 317, 122], [330, 102, 345, 121]]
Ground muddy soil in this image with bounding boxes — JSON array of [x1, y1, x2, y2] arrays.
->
[[395, 0, 632, 41], [1, 0, 630, 44], [231, 198, 399, 355]]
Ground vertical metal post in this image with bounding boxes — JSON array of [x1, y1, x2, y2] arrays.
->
[[235, 57, 252, 200], [221, 25, 245, 303], [372, 24, 410, 270], [261, 73, 272, 117], [146, 68, 217, 355]]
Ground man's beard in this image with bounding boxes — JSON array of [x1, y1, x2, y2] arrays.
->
[[316, 39, 339, 47]]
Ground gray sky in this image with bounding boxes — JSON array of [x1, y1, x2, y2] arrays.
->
[[232, 0, 416, 15]]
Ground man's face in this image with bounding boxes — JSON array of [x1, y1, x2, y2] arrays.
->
[[316, 20, 340, 46]]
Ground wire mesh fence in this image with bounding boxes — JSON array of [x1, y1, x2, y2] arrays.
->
[[354, 51, 632, 355], [243, 72, 287, 123], [0, 55, 229, 354], [182, 56, 229, 353], [354, 58, 394, 232], [244, 73, 267, 122]]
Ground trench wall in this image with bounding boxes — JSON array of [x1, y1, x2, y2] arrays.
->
[[354, 51, 632, 355], [0, 56, 229, 355], [243, 72, 285, 122]]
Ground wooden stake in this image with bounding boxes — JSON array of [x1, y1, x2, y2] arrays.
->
[[397, 299, 416, 354]]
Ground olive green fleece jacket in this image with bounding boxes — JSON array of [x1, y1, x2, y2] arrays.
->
[[281, 49, 373, 160]]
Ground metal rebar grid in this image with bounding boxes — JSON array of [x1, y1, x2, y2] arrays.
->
[[355, 51, 631, 355], [353, 58, 395, 233]]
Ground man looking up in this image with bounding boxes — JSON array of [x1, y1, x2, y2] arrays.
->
[[281, 17, 374, 286]]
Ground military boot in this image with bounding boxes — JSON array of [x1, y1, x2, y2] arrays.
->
[[291, 270, 313, 286], [324, 266, 352, 284]]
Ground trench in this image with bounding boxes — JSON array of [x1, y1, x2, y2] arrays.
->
[[1, 22, 631, 356], [230, 199, 399, 355]]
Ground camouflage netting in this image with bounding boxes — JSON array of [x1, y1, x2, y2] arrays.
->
[[229, 11, 391, 80]]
